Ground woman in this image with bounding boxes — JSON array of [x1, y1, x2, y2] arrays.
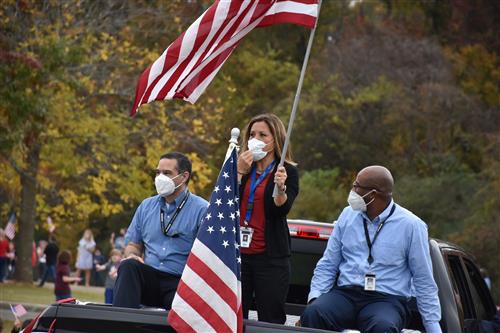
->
[[75, 229, 96, 287], [237, 113, 299, 324]]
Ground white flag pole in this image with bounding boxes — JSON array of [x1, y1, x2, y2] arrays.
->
[[273, 0, 323, 197], [224, 127, 240, 164]]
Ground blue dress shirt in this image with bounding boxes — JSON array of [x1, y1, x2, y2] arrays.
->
[[308, 200, 442, 333], [126, 190, 208, 276]]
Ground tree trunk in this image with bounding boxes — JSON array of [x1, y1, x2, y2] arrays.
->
[[14, 141, 41, 283]]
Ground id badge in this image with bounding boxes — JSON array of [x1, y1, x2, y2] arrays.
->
[[364, 273, 376, 291], [240, 227, 254, 248]]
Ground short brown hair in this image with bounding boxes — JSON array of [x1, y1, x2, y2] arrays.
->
[[109, 249, 122, 257], [242, 113, 296, 165], [58, 250, 72, 265]]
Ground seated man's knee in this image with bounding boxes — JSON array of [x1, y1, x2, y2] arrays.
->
[[367, 320, 400, 333], [118, 259, 141, 273], [301, 302, 322, 325]]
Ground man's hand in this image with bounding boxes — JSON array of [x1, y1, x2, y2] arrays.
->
[[123, 242, 144, 263], [122, 253, 144, 264], [14, 317, 21, 330]]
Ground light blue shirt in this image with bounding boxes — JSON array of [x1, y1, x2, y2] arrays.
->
[[126, 190, 208, 276], [309, 200, 442, 333]]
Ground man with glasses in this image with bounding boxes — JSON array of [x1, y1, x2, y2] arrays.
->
[[301, 165, 442, 333], [113, 152, 208, 310]]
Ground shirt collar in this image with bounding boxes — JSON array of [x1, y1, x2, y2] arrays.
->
[[361, 199, 395, 223]]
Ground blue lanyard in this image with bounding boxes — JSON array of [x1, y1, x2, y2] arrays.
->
[[244, 160, 276, 225]]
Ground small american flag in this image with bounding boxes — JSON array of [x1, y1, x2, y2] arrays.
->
[[4, 212, 16, 240], [10, 304, 27, 318], [131, 0, 318, 115], [168, 148, 242, 332]]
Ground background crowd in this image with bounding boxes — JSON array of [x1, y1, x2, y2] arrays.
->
[[1, 227, 126, 304]]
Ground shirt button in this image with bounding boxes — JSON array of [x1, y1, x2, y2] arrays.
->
[[160, 262, 163, 265], [163, 248, 166, 251]]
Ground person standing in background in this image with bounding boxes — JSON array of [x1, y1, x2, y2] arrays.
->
[[55, 250, 81, 301], [0, 229, 10, 283], [75, 229, 96, 287], [109, 228, 126, 251], [36, 240, 48, 282], [237, 113, 300, 324], [96, 249, 122, 304], [6, 240, 16, 280], [92, 247, 106, 286], [38, 235, 59, 287]]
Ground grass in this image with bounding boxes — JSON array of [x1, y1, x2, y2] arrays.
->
[[2, 320, 14, 333], [0, 282, 104, 333], [0, 282, 104, 305]]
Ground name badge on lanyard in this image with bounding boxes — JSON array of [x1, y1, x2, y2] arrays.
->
[[364, 273, 376, 291], [241, 161, 276, 248], [240, 226, 254, 248]]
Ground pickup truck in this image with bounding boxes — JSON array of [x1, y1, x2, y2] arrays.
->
[[21, 220, 498, 333]]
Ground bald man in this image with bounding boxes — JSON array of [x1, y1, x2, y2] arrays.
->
[[301, 166, 442, 333]]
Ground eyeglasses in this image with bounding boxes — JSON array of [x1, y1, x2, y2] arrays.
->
[[352, 181, 379, 192]]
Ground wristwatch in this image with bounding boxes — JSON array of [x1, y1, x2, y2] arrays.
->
[[278, 184, 287, 195]]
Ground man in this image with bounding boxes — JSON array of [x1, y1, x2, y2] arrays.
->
[[113, 152, 208, 309], [301, 165, 442, 333], [38, 235, 59, 287]]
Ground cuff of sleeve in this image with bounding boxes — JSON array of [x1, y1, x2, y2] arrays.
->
[[423, 321, 442, 333], [307, 290, 321, 303]]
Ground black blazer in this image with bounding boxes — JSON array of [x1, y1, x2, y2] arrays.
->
[[239, 162, 299, 258]]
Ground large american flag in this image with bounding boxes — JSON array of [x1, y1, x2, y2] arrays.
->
[[168, 148, 242, 333], [131, 0, 319, 115], [4, 212, 16, 240]]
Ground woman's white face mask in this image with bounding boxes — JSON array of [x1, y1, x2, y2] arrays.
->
[[247, 138, 268, 161], [347, 190, 375, 212], [155, 173, 182, 197]]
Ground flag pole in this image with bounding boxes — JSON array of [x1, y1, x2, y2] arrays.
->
[[273, 0, 322, 197], [224, 128, 240, 164]]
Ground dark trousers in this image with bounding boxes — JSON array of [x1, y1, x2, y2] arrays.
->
[[38, 264, 56, 286], [241, 253, 290, 324], [113, 259, 181, 309], [301, 286, 410, 333], [0, 257, 7, 282]]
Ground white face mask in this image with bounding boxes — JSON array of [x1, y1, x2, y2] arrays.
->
[[347, 190, 374, 212], [155, 174, 182, 197], [247, 138, 268, 161]]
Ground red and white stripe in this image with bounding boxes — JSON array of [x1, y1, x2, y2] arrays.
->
[[4, 221, 15, 240], [259, 0, 318, 27], [131, 0, 318, 115], [168, 239, 242, 333]]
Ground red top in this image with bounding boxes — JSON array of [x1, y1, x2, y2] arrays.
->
[[0, 239, 9, 257], [239, 171, 271, 254], [55, 264, 71, 295]]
